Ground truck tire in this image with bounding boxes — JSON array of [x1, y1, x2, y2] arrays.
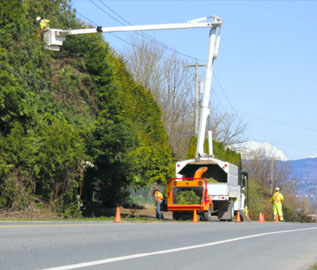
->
[[218, 200, 234, 221], [203, 205, 212, 221], [228, 200, 234, 221], [172, 212, 181, 220]]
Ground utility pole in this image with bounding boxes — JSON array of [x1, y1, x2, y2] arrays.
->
[[270, 158, 274, 194], [184, 61, 206, 135]]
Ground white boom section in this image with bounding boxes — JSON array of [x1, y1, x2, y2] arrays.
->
[[195, 23, 221, 159], [44, 17, 222, 51], [44, 16, 223, 161]]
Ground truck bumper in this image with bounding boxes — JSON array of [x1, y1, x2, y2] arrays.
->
[[168, 204, 203, 212]]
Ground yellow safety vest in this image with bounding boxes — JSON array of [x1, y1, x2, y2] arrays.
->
[[40, 19, 50, 30]]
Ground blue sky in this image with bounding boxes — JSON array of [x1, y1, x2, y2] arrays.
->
[[71, 0, 317, 160]]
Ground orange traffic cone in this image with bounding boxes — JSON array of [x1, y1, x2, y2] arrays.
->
[[274, 216, 280, 222], [192, 210, 198, 223], [236, 210, 241, 223], [262, 213, 265, 222], [114, 206, 122, 223], [247, 212, 251, 219], [258, 212, 264, 223]]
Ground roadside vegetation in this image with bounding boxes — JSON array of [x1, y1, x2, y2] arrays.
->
[[0, 0, 174, 218], [242, 150, 315, 222]]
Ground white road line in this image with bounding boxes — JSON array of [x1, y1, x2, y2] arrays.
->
[[40, 226, 317, 270]]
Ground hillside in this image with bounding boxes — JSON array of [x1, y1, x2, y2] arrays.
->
[[0, 0, 174, 216], [289, 158, 317, 201]]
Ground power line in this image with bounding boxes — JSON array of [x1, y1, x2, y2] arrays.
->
[[211, 87, 227, 113], [211, 75, 258, 142], [75, 9, 177, 62], [89, 0, 201, 61], [0, 63, 81, 100], [0, 63, 35, 84], [74, 4, 317, 154], [75, 9, 96, 26], [78, 1, 311, 137], [213, 72, 236, 113], [75, 10, 133, 46], [238, 110, 317, 133], [263, 141, 317, 152], [89, 0, 124, 25], [94, 1, 316, 138]]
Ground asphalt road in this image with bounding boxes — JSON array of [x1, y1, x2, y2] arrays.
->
[[1, 221, 317, 270]]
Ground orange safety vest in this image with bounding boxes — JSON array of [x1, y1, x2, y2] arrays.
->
[[154, 191, 164, 201]]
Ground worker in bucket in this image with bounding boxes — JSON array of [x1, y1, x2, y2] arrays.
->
[[36, 17, 50, 31], [153, 188, 164, 219], [270, 187, 284, 222]]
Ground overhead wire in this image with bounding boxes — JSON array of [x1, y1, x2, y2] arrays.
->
[[0, 63, 35, 84], [97, 0, 200, 60], [266, 142, 317, 152], [214, 70, 317, 133], [4, 56, 314, 153], [75, 9, 184, 64], [213, 72, 236, 113], [74, 7, 198, 137], [73, 3, 317, 155], [88, 2, 240, 137], [77, 1, 314, 135], [89, 0, 202, 61], [237, 110, 317, 133], [75, 10, 133, 46], [0, 63, 80, 101]]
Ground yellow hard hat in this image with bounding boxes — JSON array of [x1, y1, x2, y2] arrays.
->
[[36, 17, 41, 21]]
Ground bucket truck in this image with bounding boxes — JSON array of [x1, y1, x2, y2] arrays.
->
[[165, 17, 249, 221]]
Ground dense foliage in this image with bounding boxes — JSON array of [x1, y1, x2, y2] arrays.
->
[[0, 0, 174, 217]]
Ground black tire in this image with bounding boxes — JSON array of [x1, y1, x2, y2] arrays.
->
[[173, 212, 181, 220], [203, 205, 212, 221], [228, 200, 234, 221]]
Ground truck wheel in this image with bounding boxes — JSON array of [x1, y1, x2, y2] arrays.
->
[[228, 201, 234, 221], [203, 206, 212, 221], [172, 212, 180, 220]]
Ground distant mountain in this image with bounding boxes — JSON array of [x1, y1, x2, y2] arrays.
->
[[231, 141, 288, 161], [231, 142, 316, 201], [289, 158, 317, 201]]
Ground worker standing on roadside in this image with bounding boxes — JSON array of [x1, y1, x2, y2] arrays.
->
[[153, 188, 164, 219], [270, 187, 284, 222]]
